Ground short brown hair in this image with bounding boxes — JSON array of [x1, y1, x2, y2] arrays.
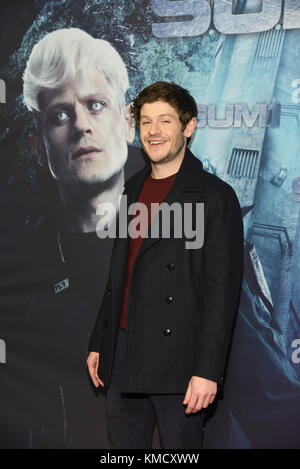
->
[[131, 81, 198, 130]]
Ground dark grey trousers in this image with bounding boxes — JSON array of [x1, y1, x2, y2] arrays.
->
[[105, 327, 206, 449]]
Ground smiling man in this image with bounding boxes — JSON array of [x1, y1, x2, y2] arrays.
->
[[139, 99, 189, 175], [0, 28, 145, 448], [87, 81, 244, 449]]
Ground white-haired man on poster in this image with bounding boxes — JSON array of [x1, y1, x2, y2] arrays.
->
[[0, 27, 145, 448]]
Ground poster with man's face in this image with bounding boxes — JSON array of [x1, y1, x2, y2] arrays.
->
[[0, 0, 300, 449]]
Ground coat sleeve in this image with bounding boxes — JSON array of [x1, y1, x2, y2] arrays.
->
[[88, 275, 112, 353], [192, 185, 244, 385]]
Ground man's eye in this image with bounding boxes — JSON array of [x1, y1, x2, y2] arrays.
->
[[141, 121, 150, 125], [90, 101, 105, 112], [162, 120, 170, 124]]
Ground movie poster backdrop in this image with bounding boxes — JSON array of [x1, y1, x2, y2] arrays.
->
[[0, 0, 299, 448]]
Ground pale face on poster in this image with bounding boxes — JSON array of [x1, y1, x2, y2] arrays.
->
[[37, 71, 133, 186]]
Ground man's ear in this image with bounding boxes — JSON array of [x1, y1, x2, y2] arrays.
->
[[124, 103, 135, 144], [184, 117, 197, 139], [28, 133, 47, 167]]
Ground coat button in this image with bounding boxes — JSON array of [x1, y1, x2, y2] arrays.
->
[[108, 288, 112, 296], [163, 328, 172, 337], [167, 262, 175, 271], [103, 319, 108, 328], [165, 296, 173, 304]]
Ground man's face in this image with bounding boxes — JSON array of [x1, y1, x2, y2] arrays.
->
[[37, 71, 133, 186], [139, 100, 192, 166]]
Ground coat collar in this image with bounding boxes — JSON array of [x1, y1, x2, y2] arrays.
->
[[121, 147, 205, 258], [124, 147, 204, 205]]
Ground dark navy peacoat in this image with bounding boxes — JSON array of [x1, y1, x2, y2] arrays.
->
[[89, 148, 244, 393]]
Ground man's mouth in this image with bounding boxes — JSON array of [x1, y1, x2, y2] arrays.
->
[[73, 146, 102, 159], [148, 140, 167, 146]]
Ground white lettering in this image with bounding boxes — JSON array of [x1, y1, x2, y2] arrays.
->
[[152, 0, 300, 38]]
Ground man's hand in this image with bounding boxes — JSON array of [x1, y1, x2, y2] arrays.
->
[[87, 351, 104, 388], [183, 376, 217, 414]]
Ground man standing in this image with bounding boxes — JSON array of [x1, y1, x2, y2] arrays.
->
[[87, 82, 244, 449], [0, 28, 145, 448]]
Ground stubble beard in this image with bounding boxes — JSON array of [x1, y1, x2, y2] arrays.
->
[[143, 134, 186, 167]]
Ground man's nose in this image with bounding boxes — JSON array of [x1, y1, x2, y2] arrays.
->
[[73, 105, 93, 135], [148, 121, 161, 135]]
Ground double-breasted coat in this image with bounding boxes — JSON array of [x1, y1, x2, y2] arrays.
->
[[89, 148, 244, 394]]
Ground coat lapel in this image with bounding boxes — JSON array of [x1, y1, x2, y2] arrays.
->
[[136, 148, 205, 258], [111, 148, 205, 316], [113, 159, 151, 257], [110, 161, 151, 317]]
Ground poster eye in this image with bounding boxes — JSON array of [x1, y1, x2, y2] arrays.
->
[[90, 102, 105, 112], [56, 111, 68, 122]]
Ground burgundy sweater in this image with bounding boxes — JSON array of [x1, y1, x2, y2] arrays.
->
[[119, 172, 177, 330]]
